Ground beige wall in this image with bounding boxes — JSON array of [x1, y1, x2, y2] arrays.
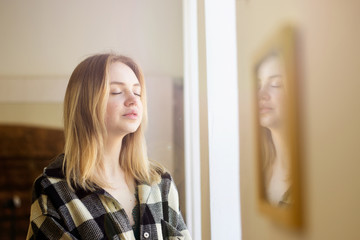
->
[[237, 0, 360, 239], [0, 0, 183, 77], [0, 0, 183, 129], [0, 1, 183, 190], [146, 76, 174, 174], [0, 103, 63, 128]]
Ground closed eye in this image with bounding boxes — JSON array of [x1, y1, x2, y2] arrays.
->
[[270, 80, 283, 88], [270, 75, 283, 88], [111, 92, 122, 95]]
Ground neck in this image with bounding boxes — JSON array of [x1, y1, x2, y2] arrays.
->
[[269, 128, 290, 170], [102, 135, 124, 181]]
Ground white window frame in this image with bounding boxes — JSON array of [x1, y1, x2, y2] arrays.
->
[[183, 0, 241, 239]]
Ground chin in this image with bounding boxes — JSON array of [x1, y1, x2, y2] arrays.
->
[[127, 125, 141, 134], [260, 118, 277, 129]]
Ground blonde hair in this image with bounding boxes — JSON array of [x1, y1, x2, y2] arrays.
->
[[63, 53, 164, 191], [260, 128, 276, 184]]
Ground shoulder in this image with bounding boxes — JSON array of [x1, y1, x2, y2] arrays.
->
[[138, 172, 179, 202], [160, 171, 173, 182], [158, 172, 181, 211], [31, 155, 99, 219], [44, 153, 66, 178], [32, 154, 65, 194], [30, 157, 68, 220], [32, 155, 63, 190], [31, 154, 83, 211], [157, 172, 176, 192]]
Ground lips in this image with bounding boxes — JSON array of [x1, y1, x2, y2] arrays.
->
[[123, 110, 138, 119], [259, 106, 273, 114]]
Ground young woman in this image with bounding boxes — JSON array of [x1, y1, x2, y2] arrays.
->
[[27, 54, 191, 239], [257, 52, 291, 206]]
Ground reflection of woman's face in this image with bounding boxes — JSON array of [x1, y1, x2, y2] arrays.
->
[[257, 55, 286, 130]]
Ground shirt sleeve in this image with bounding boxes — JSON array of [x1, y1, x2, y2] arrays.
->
[[26, 176, 78, 240], [166, 175, 192, 240], [26, 214, 77, 240], [173, 212, 192, 240]]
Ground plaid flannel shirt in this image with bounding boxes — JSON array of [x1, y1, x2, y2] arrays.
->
[[26, 154, 191, 240]]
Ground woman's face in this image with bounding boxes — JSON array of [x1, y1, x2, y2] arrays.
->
[[257, 55, 287, 130], [105, 62, 143, 138]]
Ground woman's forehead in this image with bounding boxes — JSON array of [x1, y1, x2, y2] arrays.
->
[[257, 56, 284, 80], [109, 62, 139, 85]]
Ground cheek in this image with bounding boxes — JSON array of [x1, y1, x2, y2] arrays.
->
[[271, 89, 285, 103], [273, 93, 287, 115], [105, 101, 119, 120], [137, 99, 144, 114]]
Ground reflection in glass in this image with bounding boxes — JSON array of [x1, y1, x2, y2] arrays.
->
[[256, 51, 291, 207]]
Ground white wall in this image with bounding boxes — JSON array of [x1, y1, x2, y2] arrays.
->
[[0, 0, 183, 128], [0, 1, 183, 173], [0, 0, 183, 77], [237, 0, 360, 239]]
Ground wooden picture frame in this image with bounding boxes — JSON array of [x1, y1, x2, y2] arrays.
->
[[253, 26, 302, 228]]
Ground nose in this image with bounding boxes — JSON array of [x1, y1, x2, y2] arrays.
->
[[258, 86, 270, 101], [124, 92, 138, 107]]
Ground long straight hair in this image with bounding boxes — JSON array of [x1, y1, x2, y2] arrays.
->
[[260, 128, 276, 184], [63, 54, 163, 191]]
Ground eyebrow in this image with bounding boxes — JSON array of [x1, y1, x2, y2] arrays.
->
[[268, 74, 282, 79], [110, 81, 141, 87], [257, 74, 283, 83]]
